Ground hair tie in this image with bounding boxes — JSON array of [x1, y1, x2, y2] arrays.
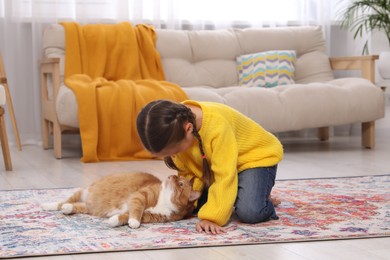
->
[[201, 155, 206, 159]]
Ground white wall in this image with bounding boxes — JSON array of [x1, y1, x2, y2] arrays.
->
[[371, 31, 390, 86], [330, 25, 390, 86]]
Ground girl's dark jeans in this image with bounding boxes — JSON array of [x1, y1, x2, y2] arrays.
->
[[234, 165, 279, 223]]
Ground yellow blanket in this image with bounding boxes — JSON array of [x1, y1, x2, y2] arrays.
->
[[61, 22, 188, 162]]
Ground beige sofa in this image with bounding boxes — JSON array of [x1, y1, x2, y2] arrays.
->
[[40, 24, 385, 159]]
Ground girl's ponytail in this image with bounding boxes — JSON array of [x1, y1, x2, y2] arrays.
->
[[192, 130, 213, 189]]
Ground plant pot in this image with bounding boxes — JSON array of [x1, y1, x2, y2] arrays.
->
[[378, 51, 390, 80]]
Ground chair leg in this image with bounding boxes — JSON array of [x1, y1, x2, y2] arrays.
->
[[0, 53, 21, 151], [3, 83, 22, 151], [0, 107, 12, 171]]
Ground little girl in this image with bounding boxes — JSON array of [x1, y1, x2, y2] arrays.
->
[[137, 99, 283, 234]]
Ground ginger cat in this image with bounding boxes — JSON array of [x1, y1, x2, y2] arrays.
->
[[42, 172, 201, 228]]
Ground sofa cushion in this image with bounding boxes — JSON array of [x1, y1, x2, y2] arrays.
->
[[182, 78, 385, 133], [233, 26, 335, 84], [157, 29, 240, 88], [294, 51, 334, 84], [56, 78, 385, 133], [56, 84, 79, 127], [236, 50, 296, 88], [157, 26, 334, 88]]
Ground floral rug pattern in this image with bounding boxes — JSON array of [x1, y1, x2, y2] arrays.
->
[[1, 175, 390, 258]]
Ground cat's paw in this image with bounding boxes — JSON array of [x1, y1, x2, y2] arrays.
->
[[60, 203, 73, 215], [128, 218, 141, 229], [41, 202, 59, 211], [108, 215, 120, 227]]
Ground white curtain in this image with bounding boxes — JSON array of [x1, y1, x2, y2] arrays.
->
[[0, 0, 340, 146], [9, 0, 339, 28]]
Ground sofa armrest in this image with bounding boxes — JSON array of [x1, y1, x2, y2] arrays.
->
[[39, 57, 62, 152], [329, 55, 381, 149], [329, 55, 379, 83], [40, 58, 61, 102]]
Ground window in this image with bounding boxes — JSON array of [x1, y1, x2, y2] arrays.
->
[[4, 0, 343, 29]]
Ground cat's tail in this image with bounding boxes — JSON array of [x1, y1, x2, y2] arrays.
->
[[41, 202, 60, 211]]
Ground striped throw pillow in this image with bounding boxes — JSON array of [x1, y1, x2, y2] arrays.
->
[[237, 50, 296, 88]]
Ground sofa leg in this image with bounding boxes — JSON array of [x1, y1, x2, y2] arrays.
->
[[53, 122, 62, 159], [42, 118, 50, 150], [362, 121, 375, 149], [317, 127, 329, 141]]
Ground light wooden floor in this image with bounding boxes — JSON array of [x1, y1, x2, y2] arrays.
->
[[1, 104, 390, 260]]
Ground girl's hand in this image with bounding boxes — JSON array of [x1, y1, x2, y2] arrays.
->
[[196, 219, 227, 234]]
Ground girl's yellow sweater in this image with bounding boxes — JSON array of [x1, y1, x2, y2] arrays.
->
[[173, 100, 283, 226]]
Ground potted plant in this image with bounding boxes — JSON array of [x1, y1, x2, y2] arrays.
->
[[338, 0, 390, 80]]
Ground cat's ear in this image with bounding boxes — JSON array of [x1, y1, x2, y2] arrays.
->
[[189, 190, 201, 202], [189, 176, 196, 185]]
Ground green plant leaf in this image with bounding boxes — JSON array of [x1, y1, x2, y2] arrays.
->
[[337, 0, 390, 54]]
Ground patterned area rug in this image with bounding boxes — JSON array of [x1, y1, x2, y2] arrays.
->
[[1, 175, 390, 258]]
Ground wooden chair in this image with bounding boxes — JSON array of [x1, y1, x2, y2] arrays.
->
[[0, 85, 12, 170], [0, 52, 22, 152]]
